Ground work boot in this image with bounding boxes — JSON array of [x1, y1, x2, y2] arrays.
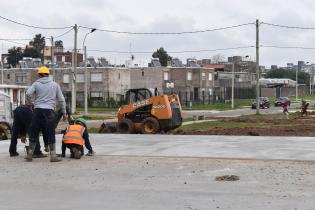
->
[[25, 146, 29, 154], [33, 151, 48, 158], [72, 147, 82, 159], [25, 142, 36, 162], [86, 150, 95, 156], [44, 145, 49, 153], [49, 144, 62, 162]]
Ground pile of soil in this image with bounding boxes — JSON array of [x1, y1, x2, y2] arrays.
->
[[174, 116, 315, 136]]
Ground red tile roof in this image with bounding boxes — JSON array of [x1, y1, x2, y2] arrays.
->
[[203, 64, 225, 69]]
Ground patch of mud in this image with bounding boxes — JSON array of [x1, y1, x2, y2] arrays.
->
[[215, 175, 240, 181]]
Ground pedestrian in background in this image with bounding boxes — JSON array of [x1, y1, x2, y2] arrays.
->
[[282, 102, 289, 119], [25, 66, 67, 162]]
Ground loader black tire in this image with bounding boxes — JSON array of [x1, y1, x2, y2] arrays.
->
[[117, 119, 135, 134], [141, 117, 160, 134]]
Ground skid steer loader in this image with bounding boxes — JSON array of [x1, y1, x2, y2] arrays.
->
[[114, 88, 182, 134]]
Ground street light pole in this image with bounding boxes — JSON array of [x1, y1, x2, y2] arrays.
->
[[83, 28, 96, 115], [71, 24, 78, 114]]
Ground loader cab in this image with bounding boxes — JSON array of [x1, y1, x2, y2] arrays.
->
[[125, 88, 158, 104]]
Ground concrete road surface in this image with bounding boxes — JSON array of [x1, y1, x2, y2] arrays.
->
[[1, 134, 315, 210]]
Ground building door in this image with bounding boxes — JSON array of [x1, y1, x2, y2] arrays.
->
[[194, 87, 199, 102]]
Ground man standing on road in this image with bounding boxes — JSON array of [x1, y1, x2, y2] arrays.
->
[[25, 66, 67, 162]]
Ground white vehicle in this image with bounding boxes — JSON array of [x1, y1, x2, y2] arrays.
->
[[0, 91, 12, 140]]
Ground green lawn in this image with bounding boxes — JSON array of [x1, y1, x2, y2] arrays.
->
[[72, 114, 115, 120], [186, 99, 253, 111], [76, 107, 118, 113]]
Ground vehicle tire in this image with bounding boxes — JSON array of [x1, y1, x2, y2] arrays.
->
[[141, 117, 160, 134], [0, 122, 11, 140], [117, 119, 135, 134]]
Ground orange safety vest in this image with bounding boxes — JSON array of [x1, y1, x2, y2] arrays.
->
[[63, 124, 85, 146]]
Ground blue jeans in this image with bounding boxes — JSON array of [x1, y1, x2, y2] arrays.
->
[[29, 108, 56, 145]]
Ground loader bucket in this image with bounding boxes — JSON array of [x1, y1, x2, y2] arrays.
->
[[98, 122, 117, 133]]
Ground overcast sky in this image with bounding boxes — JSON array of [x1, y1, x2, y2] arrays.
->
[[1, 0, 315, 67]]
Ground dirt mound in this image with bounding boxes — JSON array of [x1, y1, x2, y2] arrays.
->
[[175, 115, 315, 136]]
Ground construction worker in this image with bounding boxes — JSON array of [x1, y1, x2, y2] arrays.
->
[[26, 66, 67, 162], [62, 118, 95, 159], [9, 104, 47, 158]]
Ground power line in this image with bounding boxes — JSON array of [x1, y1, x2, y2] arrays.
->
[[261, 22, 315, 30], [79, 22, 255, 35], [87, 46, 255, 54], [0, 15, 73, 30], [261, 45, 315, 49], [53, 27, 74, 38]]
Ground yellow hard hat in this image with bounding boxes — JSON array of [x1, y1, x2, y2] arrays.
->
[[37, 66, 50, 75]]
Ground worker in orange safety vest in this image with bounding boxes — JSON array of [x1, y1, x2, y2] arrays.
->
[[61, 118, 95, 159]]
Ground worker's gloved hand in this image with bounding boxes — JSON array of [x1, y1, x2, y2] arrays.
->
[[62, 114, 68, 121], [21, 136, 26, 143]]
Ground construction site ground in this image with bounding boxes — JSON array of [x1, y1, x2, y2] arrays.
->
[[1, 134, 315, 210]]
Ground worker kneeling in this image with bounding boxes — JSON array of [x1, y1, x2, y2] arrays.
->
[[62, 118, 95, 159]]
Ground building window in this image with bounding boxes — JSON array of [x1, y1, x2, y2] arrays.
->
[[163, 72, 169, 81], [63, 74, 69, 83], [15, 73, 27, 84], [202, 72, 206, 80], [142, 71, 144, 77], [187, 72, 192, 81], [118, 73, 120, 80], [77, 74, 84, 83], [208, 73, 213, 81], [209, 88, 213, 95], [7, 74, 10, 79], [91, 73, 102, 82], [90, 91, 103, 98]]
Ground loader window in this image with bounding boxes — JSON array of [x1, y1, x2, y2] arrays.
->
[[125, 89, 153, 103]]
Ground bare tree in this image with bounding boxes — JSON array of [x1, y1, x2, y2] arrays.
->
[[211, 54, 225, 64]]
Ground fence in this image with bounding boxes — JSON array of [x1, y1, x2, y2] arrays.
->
[[64, 86, 258, 108]]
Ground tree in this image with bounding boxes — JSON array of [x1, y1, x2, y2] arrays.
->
[[6, 47, 23, 67], [152, 47, 172, 67], [211, 54, 225, 64], [29, 34, 45, 61], [23, 46, 40, 58], [266, 68, 309, 85]]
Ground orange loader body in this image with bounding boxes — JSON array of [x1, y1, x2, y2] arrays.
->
[[116, 88, 182, 134]]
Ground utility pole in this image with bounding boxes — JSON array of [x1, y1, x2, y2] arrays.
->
[[71, 24, 78, 114], [256, 19, 260, 115], [50, 36, 55, 81], [1, 42, 3, 84], [231, 63, 235, 109]]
